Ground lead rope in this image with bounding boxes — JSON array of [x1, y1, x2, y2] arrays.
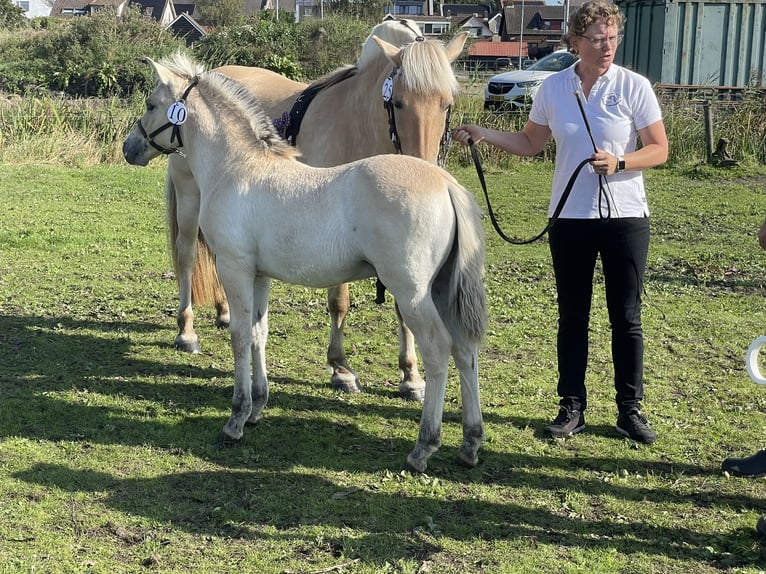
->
[[468, 139, 592, 244]]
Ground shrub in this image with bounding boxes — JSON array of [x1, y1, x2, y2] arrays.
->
[[0, 6, 184, 97]]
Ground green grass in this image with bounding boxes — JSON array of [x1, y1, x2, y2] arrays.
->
[[2, 159, 766, 573]]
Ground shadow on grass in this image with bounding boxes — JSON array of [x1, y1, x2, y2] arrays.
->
[[14, 460, 766, 569], [4, 312, 766, 568]]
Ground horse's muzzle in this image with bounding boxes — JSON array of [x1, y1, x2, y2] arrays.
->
[[122, 133, 151, 166]]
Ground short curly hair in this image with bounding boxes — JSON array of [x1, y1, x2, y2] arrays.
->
[[561, 0, 625, 50]]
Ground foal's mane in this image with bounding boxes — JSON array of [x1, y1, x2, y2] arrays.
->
[[307, 19, 458, 98], [159, 53, 296, 158]]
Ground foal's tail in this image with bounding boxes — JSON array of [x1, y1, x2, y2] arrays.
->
[[443, 181, 488, 343], [165, 169, 226, 307]]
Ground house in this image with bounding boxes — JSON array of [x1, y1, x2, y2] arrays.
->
[[498, 0, 575, 58], [169, 11, 206, 45], [49, 0, 127, 17], [13, 0, 53, 18], [384, 1, 497, 37], [48, 0, 206, 44], [381, 12, 451, 37], [467, 39, 526, 70]]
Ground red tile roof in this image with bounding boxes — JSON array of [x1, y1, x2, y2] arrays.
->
[[468, 41, 527, 57]]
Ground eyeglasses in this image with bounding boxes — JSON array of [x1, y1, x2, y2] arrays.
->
[[579, 33, 624, 49]]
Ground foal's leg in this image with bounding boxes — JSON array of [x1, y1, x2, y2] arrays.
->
[[397, 298, 452, 473], [169, 164, 203, 353], [452, 340, 484, 468], [247, 276, 271, 425], [395, 301, 426, 402], [217, 261, 258, 442], [326, 283, 361, 393]]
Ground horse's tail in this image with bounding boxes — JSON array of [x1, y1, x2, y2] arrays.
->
[[165, 169, 225, 307], [441, 181, 488, 343]]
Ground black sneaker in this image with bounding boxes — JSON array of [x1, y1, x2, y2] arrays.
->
[[545, 407, 585, 438], [616, 410, 657, 444], [722, 449, 766, 477]]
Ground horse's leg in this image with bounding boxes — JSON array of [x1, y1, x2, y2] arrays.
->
[[247, 276, 271, 425], [167, 163, 202, 353], [395, 301, 426, 402], [215, 296, 230, 329], [397, 298, 452, 473], [452, 341, 484, 468], [326, 283, 361, 393], [217, 260, 257, 442]]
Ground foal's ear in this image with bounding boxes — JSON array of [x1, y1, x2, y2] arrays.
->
[[141, 57, 173, 86], [372, 35, 404, 68]]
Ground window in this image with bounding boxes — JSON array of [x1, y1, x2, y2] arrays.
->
[[424, 23, 448, 35], [15, 0, 29, 10]]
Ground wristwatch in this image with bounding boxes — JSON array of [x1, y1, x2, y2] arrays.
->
[[616, 156, 626, 172]]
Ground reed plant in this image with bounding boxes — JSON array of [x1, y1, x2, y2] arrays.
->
[[0, 91, 143, 165], [0, 86, 764, 168]]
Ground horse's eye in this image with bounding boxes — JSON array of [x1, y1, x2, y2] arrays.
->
[[393, 101, 403, 110], [146, 102, 156, 112]]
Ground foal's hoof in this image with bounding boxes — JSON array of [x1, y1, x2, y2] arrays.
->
[[217, 431, 240, 447], [215, 318, 230, 329], [456, 450, 480, 468], [403, 454, 427, 474]]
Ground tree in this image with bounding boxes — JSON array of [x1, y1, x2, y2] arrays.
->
[[0, 0, 26, 30], [196, 0, 246, 29]]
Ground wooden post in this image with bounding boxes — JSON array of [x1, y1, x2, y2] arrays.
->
[[703, 101, 714, 163]]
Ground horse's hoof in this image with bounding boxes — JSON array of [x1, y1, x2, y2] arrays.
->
[[404, 454, 427, 474], [456, 451, 480, 468], [175, 338, 201, 354], [217, 431, 240, 447], [399, 387, 425, 403], [215, 318, 230, 329], [330, 368, 362, 393]]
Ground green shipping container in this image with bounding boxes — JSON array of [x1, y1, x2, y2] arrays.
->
[[614, 0, 766, 87]]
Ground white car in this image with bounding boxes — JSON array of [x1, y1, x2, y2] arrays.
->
[[484, 50, 579, 110]]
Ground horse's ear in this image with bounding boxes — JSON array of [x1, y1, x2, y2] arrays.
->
[[141, 57, 173, 85], [445, 32, 469, 63], [372, 35, 404, 68]]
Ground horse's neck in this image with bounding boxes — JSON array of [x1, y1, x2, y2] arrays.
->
[[296, 61, 393, 166], [182, 107, 268, 194]]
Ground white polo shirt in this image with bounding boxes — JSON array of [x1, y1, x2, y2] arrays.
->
[[529, 62, 663, 219]]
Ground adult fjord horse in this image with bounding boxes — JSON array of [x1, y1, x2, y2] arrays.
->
[[124, 53, 487, 473], [166, 20, 468, 402]]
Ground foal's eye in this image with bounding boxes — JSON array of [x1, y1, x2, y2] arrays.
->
[[393, 100, 404, 109], [146, 101, 156, 112]]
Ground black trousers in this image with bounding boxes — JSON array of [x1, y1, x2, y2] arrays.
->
[[548, 217, 650, 414]]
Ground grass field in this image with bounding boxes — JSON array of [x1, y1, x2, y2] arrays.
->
[[2, 158, 766, 573]]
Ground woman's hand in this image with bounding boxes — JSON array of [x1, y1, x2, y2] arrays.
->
[[452, 125, 485, 146], [590, 149, 618, 175]]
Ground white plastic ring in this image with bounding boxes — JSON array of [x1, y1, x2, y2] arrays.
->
[[746, 336, 766, 385]]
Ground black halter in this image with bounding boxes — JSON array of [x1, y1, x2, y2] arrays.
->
[[137, 78, 199, 157], [382, 40, 453, 167]]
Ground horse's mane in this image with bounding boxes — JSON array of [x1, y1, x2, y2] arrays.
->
[[307, 65, 358, 93], [360, 20, 459, 97], [158, 53, 296, 158], [397, 39, 460, 97], [357, 19, 422, 67], [305, 19, 422, 92]]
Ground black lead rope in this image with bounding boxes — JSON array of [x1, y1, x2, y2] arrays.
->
[[468, 139, 592, 245]]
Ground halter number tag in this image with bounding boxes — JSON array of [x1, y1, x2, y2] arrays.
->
[[382, 76, 394, 102], [167, 102, 188, 125]]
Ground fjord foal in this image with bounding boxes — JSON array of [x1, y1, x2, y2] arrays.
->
[[166, 20, 468, 402], [124, 54, 487, 473]]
